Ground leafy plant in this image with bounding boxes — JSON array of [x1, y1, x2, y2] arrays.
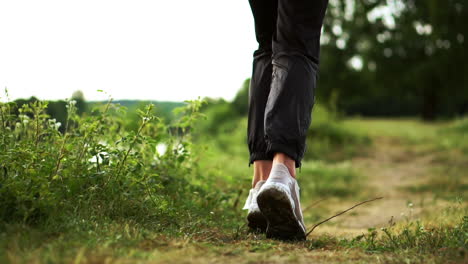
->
[[0, 96, 225, 230]]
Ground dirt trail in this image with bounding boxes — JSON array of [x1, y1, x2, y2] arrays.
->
[[310, 136, 438, 235]]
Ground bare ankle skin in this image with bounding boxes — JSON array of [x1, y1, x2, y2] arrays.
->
[[272, 153, 296, 178], [252, 160, 272, 187]]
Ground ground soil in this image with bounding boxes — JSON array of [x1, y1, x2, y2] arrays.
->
[[308, 136, 443, 237]]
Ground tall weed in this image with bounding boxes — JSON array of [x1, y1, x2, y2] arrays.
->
[[0, 97, 223, 229]]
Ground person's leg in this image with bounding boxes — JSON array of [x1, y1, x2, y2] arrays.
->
[[256, 0, 329, 241], [247, 0, 278, 187], [251, 160, 272, 187], [272, 152, 295, 177], [265, 0, 329, 175]]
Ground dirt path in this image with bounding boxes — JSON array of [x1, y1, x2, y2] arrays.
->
[[310, 136, 438, 235]]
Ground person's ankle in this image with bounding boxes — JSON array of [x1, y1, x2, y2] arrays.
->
[[252, 160, 272, 187], [273, 153, 296, 178]]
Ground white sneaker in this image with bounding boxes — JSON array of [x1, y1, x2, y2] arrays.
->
[[242, 180, 267, 232], [257, 164, 306, 241]]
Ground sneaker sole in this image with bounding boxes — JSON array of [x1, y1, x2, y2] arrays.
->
[[257, 187, 306, 241], [247, 211, 267, 233]]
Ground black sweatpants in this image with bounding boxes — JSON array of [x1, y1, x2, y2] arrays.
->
[[247, 0, 328, 168]]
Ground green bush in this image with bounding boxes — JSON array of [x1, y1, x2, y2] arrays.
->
[[0, 98, 227, 229]]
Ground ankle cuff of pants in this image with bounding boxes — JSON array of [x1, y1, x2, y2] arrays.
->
[[266, 141, 302, 168], [248, 152, 274, 167]]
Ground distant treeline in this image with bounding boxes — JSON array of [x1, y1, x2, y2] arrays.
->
[[13, 91, 87, 133], [12, 93, 185, 132]]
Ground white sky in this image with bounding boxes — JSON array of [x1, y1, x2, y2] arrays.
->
[[0, 0, 257, 102]]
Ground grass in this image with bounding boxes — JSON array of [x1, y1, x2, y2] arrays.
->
[[300, 161, 363, 199], [4, 212, 465, 263], [387, 118, 468, 201], [405, 165, 468, 201], [341, 118, 443, 140], [3, 212, 465, 263], [305, 105, 372, 161], [1, 98, 467, 264]]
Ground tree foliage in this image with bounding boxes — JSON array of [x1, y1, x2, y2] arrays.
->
[[318, 0, 467, 120]]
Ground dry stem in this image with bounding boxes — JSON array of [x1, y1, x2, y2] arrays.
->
[[306, 197, 384, 237], [303, 198, 327, 212]]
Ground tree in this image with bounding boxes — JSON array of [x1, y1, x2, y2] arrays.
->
[[231, 78, 250, 116], [317, 0, 468, 120], [72, 90, 87, 115]]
